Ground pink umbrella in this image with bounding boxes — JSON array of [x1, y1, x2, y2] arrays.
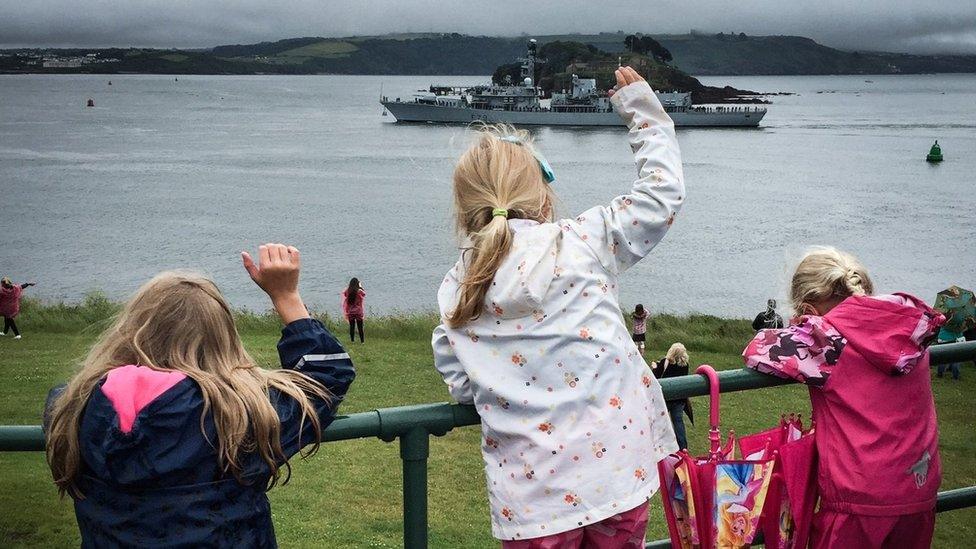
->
[[658, 366, 777, 549], [747, 418, 818, 549], [727, 402, 818, 548]]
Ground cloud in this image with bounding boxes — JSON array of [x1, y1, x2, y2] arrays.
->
[[1, 0, 974, 54]]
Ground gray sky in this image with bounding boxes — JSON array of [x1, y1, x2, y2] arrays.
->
[[2, 0, 975, 54]]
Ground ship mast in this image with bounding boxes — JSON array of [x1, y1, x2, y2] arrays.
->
[[517, 39, 546, 91]]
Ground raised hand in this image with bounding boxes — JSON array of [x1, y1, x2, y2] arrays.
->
[[242, 243, 309, 324], [609, 66, 646, 97]]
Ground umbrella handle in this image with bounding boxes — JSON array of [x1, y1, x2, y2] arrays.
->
[[695, 365, 722, 458]]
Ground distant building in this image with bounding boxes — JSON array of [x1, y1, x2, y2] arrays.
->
[[43, 59, 83, 68]]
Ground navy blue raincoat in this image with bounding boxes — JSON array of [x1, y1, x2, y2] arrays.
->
[[46, 318, 355, 548]]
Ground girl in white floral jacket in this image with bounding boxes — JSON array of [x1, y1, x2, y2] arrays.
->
[[432, 67, 683, 547]]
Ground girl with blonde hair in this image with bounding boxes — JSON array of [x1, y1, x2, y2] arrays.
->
[[45, 244, 355, 547], [743, 246, 944, 548], [652, 343, 693, 450], [432, 67, 683, 546]]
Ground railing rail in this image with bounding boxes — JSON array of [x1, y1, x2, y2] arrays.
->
[[2, 340, 974, 547]]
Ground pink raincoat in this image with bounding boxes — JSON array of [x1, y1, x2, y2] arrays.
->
[[341, 289, 366, 320], [744, 293, 944, 547], [0, 284, 23, 318]]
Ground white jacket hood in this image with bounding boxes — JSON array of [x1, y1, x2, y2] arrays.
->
[[441, 219, 561, 321]]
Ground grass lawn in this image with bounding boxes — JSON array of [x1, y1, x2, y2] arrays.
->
[[277, 40, 359, 59], [1, 299, 973, 547]]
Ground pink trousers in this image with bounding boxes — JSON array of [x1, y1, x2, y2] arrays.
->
[[501, 503, 647, 549], [811, 510, 935, 549]]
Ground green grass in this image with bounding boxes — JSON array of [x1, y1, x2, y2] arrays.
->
[[158, 53, 189, 63], [277, 41, 358, 59], [1, 298, 973, 547]]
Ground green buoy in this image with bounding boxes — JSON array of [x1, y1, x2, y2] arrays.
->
[[926, 140, 943, 162]]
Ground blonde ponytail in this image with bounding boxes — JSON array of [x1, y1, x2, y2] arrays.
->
[[447, 124, 555, 327], [790, 246, 874, 315]]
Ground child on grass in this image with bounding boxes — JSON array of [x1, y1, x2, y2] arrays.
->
[[652, 343, 693, 451], [432, 67, 683, 547], [341, 277, 367, 343], [44, 243, 355, 547], [743, 246, 943, 549], [631, 304, 648, 355], [0, 277, 36, 339]]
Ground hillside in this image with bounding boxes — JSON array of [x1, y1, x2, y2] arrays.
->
[[3, 32, 976, 76], [493, 40, 763, 103]]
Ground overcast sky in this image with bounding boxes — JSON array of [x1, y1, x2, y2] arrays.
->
[[2, 0, 975, 54]]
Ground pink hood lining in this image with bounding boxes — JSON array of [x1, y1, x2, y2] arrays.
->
[[100, 365, 188, 433]]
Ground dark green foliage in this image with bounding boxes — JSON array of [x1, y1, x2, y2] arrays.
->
[[3, 33, 976, 76], [491, 62, 521, 85], [624, 35, 673, 64]]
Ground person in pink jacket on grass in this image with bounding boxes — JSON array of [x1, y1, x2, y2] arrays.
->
[[743, 246, 944, 549], [341, 277, 366, 343], [1, 277, 36, 339]]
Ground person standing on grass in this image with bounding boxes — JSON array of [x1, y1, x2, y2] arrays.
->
[[743, 247, 943, 549], [1, 277, 36, 340], [341, 277, 366, 343], [631, 304, 649, 356], [432, 67, 682, 547], [44, 244, 355, 547], [652, 343, 693, 451], [752, 298, 784, 331]]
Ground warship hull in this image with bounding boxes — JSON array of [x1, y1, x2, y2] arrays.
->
[[382, 101, 765, 127]]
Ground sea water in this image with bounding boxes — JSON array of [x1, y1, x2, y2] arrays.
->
[[0, 73, 973, 317]]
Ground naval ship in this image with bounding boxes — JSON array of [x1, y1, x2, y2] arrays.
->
[[381, 39, 766, 127]]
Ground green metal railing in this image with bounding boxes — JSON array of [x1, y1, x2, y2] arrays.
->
[[2, 341, 974, 548]]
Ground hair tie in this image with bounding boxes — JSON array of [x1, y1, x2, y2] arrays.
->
[[492, 208, 509, 218]]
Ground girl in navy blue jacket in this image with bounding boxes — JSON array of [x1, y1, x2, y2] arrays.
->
[[45, 243, 355, 548]]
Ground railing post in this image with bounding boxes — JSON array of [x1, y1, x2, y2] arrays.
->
[[399, 426, 430, 549]]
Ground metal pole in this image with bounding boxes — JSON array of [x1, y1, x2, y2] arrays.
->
[[399, 427, 430, 549], [936, 486, 976, 512]]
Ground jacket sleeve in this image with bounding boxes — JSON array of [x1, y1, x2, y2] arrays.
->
[[432, 323, 474, 404], [273, 318, 356, 459], [751, 314, 764, 331], [742, 316, 846, 388], [571, 81, 685, 275]]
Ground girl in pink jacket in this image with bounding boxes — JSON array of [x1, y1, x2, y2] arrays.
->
[[341, 277, 366, 343], [1, 277, 36, 339], [743, 247, 944, 549]]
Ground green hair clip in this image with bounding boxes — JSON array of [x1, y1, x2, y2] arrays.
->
[[492, 208, 509, 218]]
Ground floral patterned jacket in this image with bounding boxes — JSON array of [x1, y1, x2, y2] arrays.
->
[[432, 81, 683, 541]]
